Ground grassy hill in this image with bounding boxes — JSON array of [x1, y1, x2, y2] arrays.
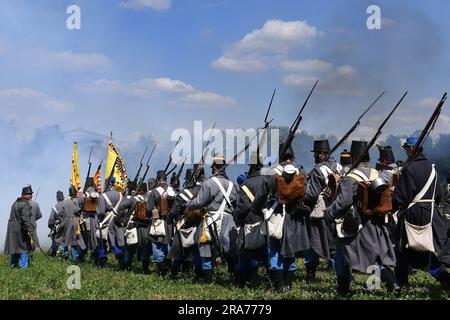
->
[[0, 253, 448, 300]]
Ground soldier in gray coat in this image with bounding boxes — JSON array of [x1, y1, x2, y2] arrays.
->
[[55, 186, 84, 264], [303, 140, 344, 283], [325, 141, 398, 296], [48, 191, 65, 256], [29, 198, 42, 250], [4, 186, 35, 269], [146, 170, 176, 274], [251, 144, 310, 293], [186, 157, 238, 284], [96, 178, 125, 268]]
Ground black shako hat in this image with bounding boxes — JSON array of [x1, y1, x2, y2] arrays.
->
[[311, 140, 331, 153]]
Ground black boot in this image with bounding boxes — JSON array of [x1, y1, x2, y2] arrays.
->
[[156, 261, 169, 275], [395, 267, 410, 290], [270, 270, 286, 293], [436, 270, 450, 290], [248, 268, 259, 288], [337, 276, 351, 297], [142, 260, 150, 275], [305, 264, 317, 284], [202, 269, 213, 284], [381, 268, 401, 295], [284, 271, 295, 292]]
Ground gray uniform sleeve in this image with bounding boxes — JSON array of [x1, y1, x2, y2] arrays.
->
[[21, 202, 34, 233], [96, 194, 107, 217], [186, 180, 212, 210], [304, 166, 326, 206], [34, 203, 43, 221]]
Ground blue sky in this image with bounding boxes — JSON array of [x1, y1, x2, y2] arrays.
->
[[1, 0, 450, 142]]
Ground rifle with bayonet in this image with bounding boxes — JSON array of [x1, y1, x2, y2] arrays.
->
[[182, 122, 216, 190], [163, 136, 183, 177], [347, 91, 408, 174], [133, 146, 149, 186], [83, 146, 94, 192], [325, 91, 385, 162], [278, 80, 318, 162], [408, 92, 447, 161], [248, 89, 276, 176], [136, 144, 156, 190]]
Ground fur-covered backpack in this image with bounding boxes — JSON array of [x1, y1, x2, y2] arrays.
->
[[275, 164, 305, 205]]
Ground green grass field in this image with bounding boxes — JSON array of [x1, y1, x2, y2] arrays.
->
[[0, 253, 448, 300]]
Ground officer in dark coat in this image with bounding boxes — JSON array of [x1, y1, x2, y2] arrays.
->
[[168, 165, 205, 277], [4, 186, 35, 269], [48, 191, 65, 257], [303, 140, 344, 283], [325, 141, 397, 296], [393, 135, 450, 289], [233, 153, 266, 287], [146, 170, 176, 274], [251, 143, 310, 292]]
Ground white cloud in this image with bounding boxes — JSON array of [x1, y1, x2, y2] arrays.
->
[[282, 75, 317, 87], [211, 56, 267, 72], [44, 100, 74, 112], [47, 51, 111, 72], [416, 97, 438, 108], [73, 79, 124, 93], [74, 77, 236, 108], [235, 19, 317, 53], [128, 77, 195, 98], [337, 65, 358, 77], [0, 88, 45, 98], [174, 91, 236, 108], [120, 0, 171, 11], [279, 59, 332, 72], [283, 65, 362, 96]]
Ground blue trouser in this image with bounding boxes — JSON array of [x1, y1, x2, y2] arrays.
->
[[10, 253, 29, 269], [151, 242, 169, 264], [124, 244, 137, 266], [268, 238, 297, 272], [334, 241, 351, 278], [59, 245, 79, 264], [238, 255, 258, 278]]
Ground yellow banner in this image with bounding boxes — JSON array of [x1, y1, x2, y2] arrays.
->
[[70, 142, 81, 191], [104, 142, 128, 192]]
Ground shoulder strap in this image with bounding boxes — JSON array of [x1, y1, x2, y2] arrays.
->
[[348, 169, 369, 183], [212, 176, 234, 211], [179, 192, 190, 202], [155, 187, 165, 196], [274, 165, 283, 176], [319, 165, 333, 184], [408, 165, 437, 209], [241, 185, 255, 202], [53, 206, 59, 215], [369, 168, 379, 181]]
